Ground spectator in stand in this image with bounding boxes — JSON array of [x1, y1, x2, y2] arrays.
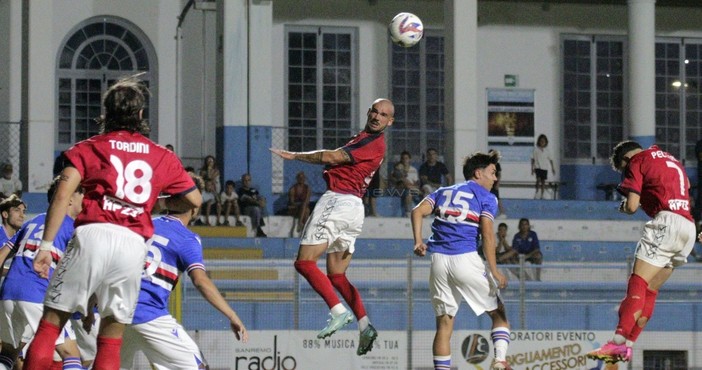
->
[[506, 218, 543, 281], [237, 173, 267, 237], [391, 151, 420, 217], [0, 164, 22, 199], [531, 134, 556, 200], [220, 180, 244, 227], [197, 179, 221, 226], [419, 148, 453, 197], [496, 223, 518, 265], [165, 144, 175, 152], [199, 155, 221, 194], [288, 172, 312, 233]]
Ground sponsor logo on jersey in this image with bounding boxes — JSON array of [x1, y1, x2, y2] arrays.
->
[[102, 195, 145, 217]]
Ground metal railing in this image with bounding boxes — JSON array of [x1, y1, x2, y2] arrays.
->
[[178, 256, 702, 330]]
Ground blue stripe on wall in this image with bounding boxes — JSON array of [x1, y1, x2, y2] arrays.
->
[[218, 125, 274, 214], [559, 164, 621, 200], [630, 135, 655, 149]]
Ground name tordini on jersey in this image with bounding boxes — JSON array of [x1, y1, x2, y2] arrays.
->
[[109, 140, 150, 154]]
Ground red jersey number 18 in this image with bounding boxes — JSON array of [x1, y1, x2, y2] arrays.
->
[[110, 155, 153, 204]]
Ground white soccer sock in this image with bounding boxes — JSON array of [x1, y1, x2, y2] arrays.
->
[[358, 316, 370, 331], [491, 326, 511, 360], [612, 334, 626, 345], [331, 303, 347, 316]]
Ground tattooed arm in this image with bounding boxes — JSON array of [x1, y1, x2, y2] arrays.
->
[[270, 148, 351, 165]]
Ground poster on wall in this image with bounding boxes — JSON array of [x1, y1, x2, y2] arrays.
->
[[487, 88, 535, 163]]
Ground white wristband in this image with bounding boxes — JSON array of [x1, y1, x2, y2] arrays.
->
[[39, 240, 54, 252]]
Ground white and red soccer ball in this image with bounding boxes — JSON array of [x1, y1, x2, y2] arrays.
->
[[388, 12, 424, 48]]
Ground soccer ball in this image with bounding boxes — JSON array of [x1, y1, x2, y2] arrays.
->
[[388, 12, 424, 48]]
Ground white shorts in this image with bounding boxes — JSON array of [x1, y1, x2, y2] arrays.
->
[[0, 300, 74, 348], [120, 315, 204, 370], [635, 211, 696, 268], [71, 312, 100, 361], [300, 191, 364, 254], [429, 252, 500, 317], [44, 223, 148, 324]]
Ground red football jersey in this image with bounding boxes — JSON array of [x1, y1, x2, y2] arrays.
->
[[619, 145, 693, 221], [64, 131, 196, 238], [323, 131, 385, 198]]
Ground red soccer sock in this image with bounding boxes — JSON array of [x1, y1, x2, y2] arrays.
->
[[628, 288, 658, 342], [329, 273, 367, 319], [615, 273, 648, 339], [294, 260, 341, 309], [23, 319, 61, 370], [92, 336, 122, 370]]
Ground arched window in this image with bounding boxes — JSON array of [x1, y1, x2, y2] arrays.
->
[[56, 16, 158, 149]]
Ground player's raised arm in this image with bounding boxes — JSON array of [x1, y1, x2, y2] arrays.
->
[[270, 148, 351, 166], [35, 167, 81, 278]]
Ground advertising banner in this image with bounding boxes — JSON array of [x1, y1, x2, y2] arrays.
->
[[412, 330, 617, 370], [487, 88, 535, 163], [128, 330, 696, 369]]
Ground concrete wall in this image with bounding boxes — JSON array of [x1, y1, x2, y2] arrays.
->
[[6, 1, 702, 198]]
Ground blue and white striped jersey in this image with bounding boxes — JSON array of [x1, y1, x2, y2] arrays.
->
[[132, 215, 205, 324], [425, 181, 498, 255], [0, 213, 74, 303]]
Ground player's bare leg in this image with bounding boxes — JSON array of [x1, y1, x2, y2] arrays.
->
[[55, 337, 82, 369], [486, 305, 512, 370], [432, 315, 454, 369]]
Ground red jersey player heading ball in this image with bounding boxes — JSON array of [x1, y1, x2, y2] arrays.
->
[[586, 141, 695, 364], [270, 98, 394, 357]]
